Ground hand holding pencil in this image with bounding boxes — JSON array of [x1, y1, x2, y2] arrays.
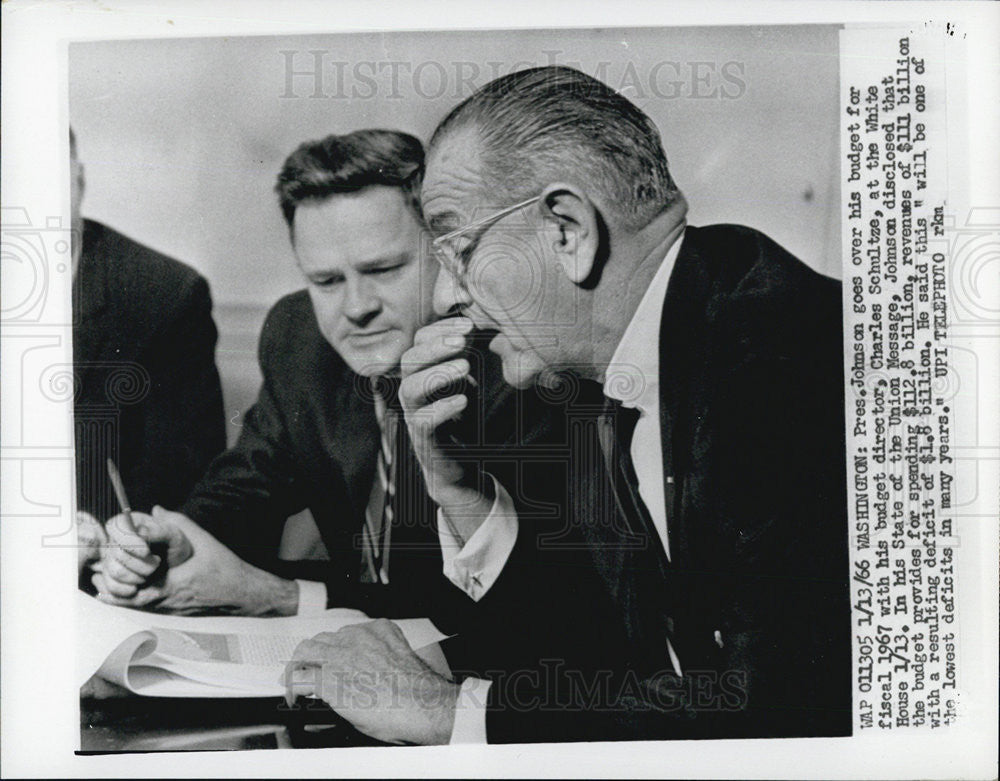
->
[[94, 460, 194, 599], [106, 459, 139, 536], [94, 460, 298, 616]]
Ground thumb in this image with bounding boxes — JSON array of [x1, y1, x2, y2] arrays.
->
[[152, 505, 200, 533], [151, 505, 205, 550], [152, 504, 185, 522], [77, 511, 108, 547]]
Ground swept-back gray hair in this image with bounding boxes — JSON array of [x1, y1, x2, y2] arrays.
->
[[429, 66, 678, 230]]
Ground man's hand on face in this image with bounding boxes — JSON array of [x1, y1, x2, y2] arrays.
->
[[287, 619, 460, 745], [399, 316, 495, 543], [93, 506, 299, 616]]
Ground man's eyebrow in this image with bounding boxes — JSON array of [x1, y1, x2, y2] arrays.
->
[[305, 269, 344, 282], [355, 251, 410, 271]]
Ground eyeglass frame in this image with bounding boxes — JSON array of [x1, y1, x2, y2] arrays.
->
[[430, 195, 542, 286]]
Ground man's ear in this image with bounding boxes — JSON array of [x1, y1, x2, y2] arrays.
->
[[539, 183, 600, 285]]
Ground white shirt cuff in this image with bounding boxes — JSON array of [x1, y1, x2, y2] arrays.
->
[[294, 580, 327, 615], [449, 677, 492, 744], [438, 474, 518, 601]]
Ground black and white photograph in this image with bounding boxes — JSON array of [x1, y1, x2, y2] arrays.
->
[[1, 2, 997, 778]]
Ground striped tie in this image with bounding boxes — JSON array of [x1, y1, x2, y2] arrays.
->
[[361, 386, 398, 584]]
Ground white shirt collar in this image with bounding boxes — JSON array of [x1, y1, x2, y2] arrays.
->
[[603, 229, 685, 413]]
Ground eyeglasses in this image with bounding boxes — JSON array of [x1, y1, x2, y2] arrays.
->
[[431, 195, 541, 286]]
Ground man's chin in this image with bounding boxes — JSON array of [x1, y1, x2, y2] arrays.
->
[[337, 339, 405, 378], [500, 363, 536, 389], [494, 346, 545, 390]]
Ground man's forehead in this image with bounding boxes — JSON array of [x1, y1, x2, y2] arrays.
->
[[293, 190, 419, 268], [427, 124, 482, 172], [422, 128, 488, 227]]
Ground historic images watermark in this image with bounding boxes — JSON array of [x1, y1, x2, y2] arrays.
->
[[279, 49, 747, 102], [282, 661, 749, 715]]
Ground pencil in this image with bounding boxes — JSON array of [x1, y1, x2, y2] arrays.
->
[[106, 458, 139, 535]]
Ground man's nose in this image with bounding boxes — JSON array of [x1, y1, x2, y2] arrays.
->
[[433, 267, 473, 317], [343, 276, 380, 324]]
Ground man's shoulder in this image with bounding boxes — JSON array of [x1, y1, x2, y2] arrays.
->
[[261, 289, 316, 339], [84, 219, 206, 296], [661, 225, 843, 366], [258, 290, 350, 381], [687, 224, 840, 318], [684, 223, 839, 298]]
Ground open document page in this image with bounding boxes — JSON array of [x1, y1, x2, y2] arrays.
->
[[77, 592, 450, 698]]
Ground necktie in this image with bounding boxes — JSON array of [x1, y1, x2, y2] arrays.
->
[[361, 381, 400, 584], [598, 397, 656, 543], [598, 396, 683, 675]]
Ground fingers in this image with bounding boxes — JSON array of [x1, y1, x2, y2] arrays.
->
[[290, 636, 341, 664], [412, 316, 473, 347], [150, 506, 196, 566], [152, 505, 193, 529], [99, 514, 163, 589], [153, 506, 211, 550], [101, 554, 148, 585], [102, 536, 162, 579], [282, 665, 319, 704], [76, 510, 100, 525], [400, 318, 473, 378], [367, 617, 408, 641], [400, 357, 471, 411], [360, 618, 414, 652], [290, 621, 409, 668], [290, 622, 392, 665], [91, 571, 136, 599], [104, 512, 154, 558], [287, 638, 339, 699], [285, 623, 389, 705], [76, 511, 106, 542], [92, 573, 161, 606], [406, 396, 468, 445], [76, 512, 107, 574]]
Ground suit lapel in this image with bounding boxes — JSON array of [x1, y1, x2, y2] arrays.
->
[[657, 227, 720, 665], [658, 227, 716, 562]]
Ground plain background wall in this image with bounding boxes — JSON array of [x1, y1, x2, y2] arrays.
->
[[69, 25, 841, 443]]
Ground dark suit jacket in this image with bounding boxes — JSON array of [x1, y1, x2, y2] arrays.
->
[[73, 219, 226, 522], [483, 224, 852, 743]]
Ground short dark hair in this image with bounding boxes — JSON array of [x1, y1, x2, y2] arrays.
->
[[275, 129, 424, 230], [430, 66, 678, 231]]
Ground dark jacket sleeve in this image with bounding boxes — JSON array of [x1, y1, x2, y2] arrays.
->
[[126, 273, 226, 513], [179, 298, 393, 608], [181, 304, 306, 567]]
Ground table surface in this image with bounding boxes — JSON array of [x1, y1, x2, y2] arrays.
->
[[79, 695, 388, 752]]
